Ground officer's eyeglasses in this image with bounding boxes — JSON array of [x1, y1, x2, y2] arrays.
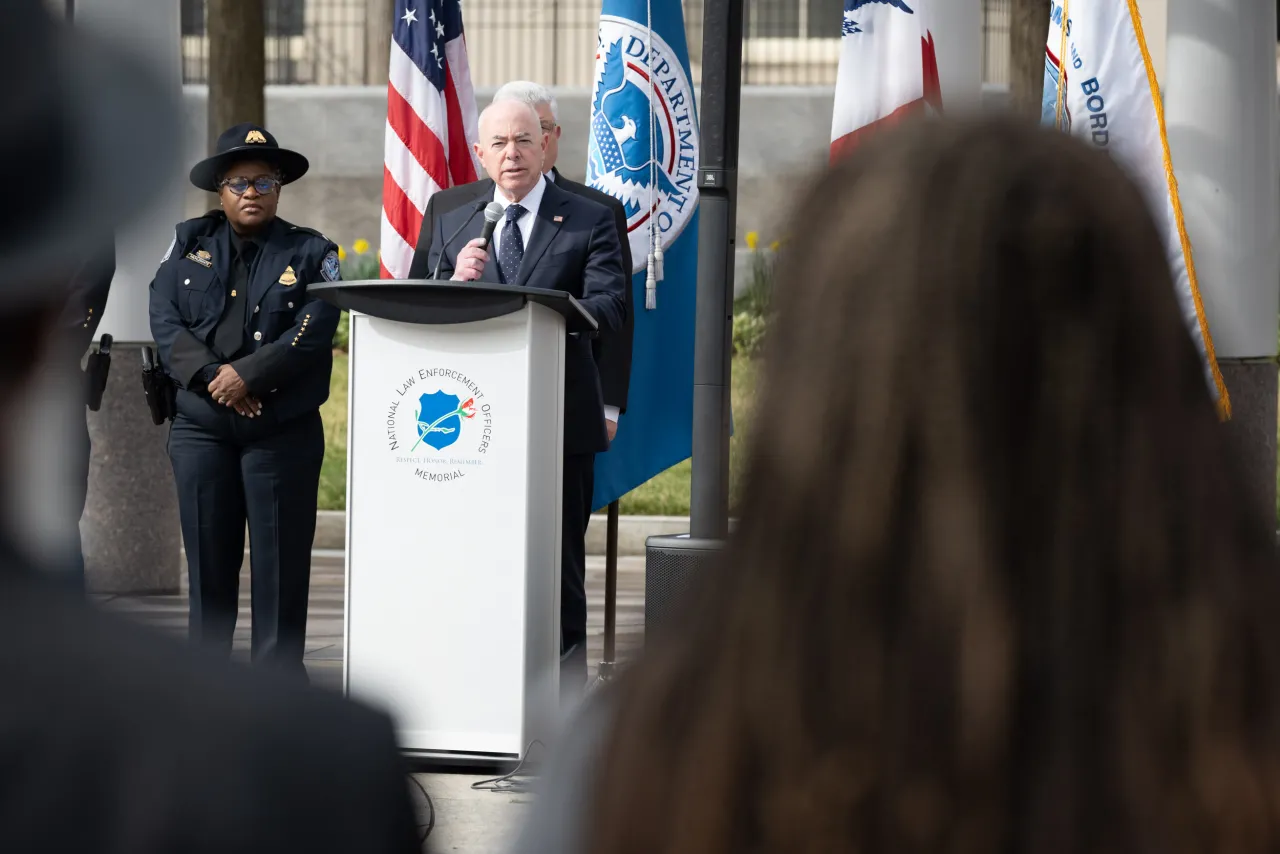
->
[[219, 176, 282, 196]]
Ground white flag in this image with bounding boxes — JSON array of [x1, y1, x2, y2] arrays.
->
[[1043, 0, 1228, 416], [831, 0, 942, 161]]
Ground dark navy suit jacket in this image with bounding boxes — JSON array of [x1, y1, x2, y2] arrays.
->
[[61, 240, 115, 357], [407, 170, 635, 414], [148, 212, 341, 426], [426, 178, 626, 455]]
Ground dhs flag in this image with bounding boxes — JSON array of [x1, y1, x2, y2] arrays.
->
[[587, 0, 700, 510], [831, 0, 942, 160], [1043, 1, 1229, 416]]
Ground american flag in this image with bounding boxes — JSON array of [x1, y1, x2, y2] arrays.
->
[[380, 0, 480, 279]]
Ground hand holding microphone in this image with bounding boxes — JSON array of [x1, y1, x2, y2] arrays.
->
[[450, 238, 488, 282], [450, 202, 505, 282]]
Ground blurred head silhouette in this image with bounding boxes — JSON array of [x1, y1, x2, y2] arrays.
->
[[588, 117, 1280, 854], [0, 0, 177, 565]]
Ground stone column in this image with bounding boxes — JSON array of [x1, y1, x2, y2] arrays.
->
[[1009, 0, 1053, 118], [365, 0, 394, 85], [931, 0, 983, 111], [74, 0, 184, 593], [1165, 0, 1280, 517]]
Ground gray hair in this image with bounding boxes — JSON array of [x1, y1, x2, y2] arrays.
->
[[492, 80, 559, 125]]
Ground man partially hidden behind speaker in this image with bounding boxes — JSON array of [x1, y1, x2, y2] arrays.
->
[[422, 100, 626, 699], [61, 237, 115, 589]]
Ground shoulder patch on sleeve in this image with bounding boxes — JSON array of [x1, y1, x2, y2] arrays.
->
[[320, 250, 342, 282]]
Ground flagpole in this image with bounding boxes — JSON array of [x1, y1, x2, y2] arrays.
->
[[688, 0, 744, 542], [596, 500, 619, 683]]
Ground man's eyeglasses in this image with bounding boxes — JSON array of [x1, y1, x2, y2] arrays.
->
[[219, 176, 281, 196], [540, 122, 557, 134]]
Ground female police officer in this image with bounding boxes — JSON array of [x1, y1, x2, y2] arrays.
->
[[149, 123, 340, 677]]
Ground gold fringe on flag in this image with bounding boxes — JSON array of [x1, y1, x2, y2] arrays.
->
[[1126, 0, 1230, 419]]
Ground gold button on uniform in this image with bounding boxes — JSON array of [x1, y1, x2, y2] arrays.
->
[[253, 331, 262, 341]]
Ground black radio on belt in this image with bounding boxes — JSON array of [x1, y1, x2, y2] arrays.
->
[[84, 333, 112, 412], [140, 346, 176, 425]]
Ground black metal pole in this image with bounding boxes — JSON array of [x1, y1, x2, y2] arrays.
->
[[689, 0, 743, 541], [603, 500, 619, 664]]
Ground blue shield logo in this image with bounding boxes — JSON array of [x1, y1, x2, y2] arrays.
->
[[415, 390, 462, 451]]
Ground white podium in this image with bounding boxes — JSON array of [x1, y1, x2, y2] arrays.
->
[[312, 280, 597, 763]]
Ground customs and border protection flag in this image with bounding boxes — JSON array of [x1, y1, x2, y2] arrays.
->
[[586, 0, 700, 510], [1043, 0, 1229, 416], [830, 0, 942, 160]]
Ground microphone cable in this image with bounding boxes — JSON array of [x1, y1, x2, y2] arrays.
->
[[470, 739, 546, 795]]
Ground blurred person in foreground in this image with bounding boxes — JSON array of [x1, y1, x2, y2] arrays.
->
[[0, 3, 419, 851], [513, 117, 1280, 854]]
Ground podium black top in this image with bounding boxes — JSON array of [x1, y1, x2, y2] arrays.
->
[[309, 279, 598, 333]]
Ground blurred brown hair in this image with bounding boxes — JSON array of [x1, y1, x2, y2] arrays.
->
[[588, 117, 1280, 854]]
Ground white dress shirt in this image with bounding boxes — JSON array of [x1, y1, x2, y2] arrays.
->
[[491, 175, 547, 261]]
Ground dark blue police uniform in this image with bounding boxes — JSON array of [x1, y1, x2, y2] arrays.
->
[[149, 210, 340, 672], [62, 240, 115, 589]]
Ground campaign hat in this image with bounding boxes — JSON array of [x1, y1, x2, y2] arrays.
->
[[189, 124, 311, 193]]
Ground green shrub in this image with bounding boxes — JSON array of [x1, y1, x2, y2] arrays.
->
[[734, 248, 774, 318], [732, 242, 775, 358], [329, 240, 379, 353], [733, 311, 766, 358], [332, 311, 350, 352], [343, 253, 380, 281]]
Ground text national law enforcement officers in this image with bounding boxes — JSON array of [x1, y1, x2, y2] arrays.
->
[[149, 125, 341, 676]]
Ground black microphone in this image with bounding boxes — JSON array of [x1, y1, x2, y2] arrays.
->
[[431, 199, 488, 281], [477, 201, 504, 249]]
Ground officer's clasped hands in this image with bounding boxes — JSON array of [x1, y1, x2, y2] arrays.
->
[[208, 364, 261, 418]]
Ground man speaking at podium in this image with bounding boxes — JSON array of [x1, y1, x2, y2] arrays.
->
[[423, 100, 626, 697]]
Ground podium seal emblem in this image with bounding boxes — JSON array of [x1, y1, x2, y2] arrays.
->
[[384, 367, 494, 483]]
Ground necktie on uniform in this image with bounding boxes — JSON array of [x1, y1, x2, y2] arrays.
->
[[213, 239, 255, 359], [498, 203, 526, 284]]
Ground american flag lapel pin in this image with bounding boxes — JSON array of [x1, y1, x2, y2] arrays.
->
[[553, 215, 564, 223]]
